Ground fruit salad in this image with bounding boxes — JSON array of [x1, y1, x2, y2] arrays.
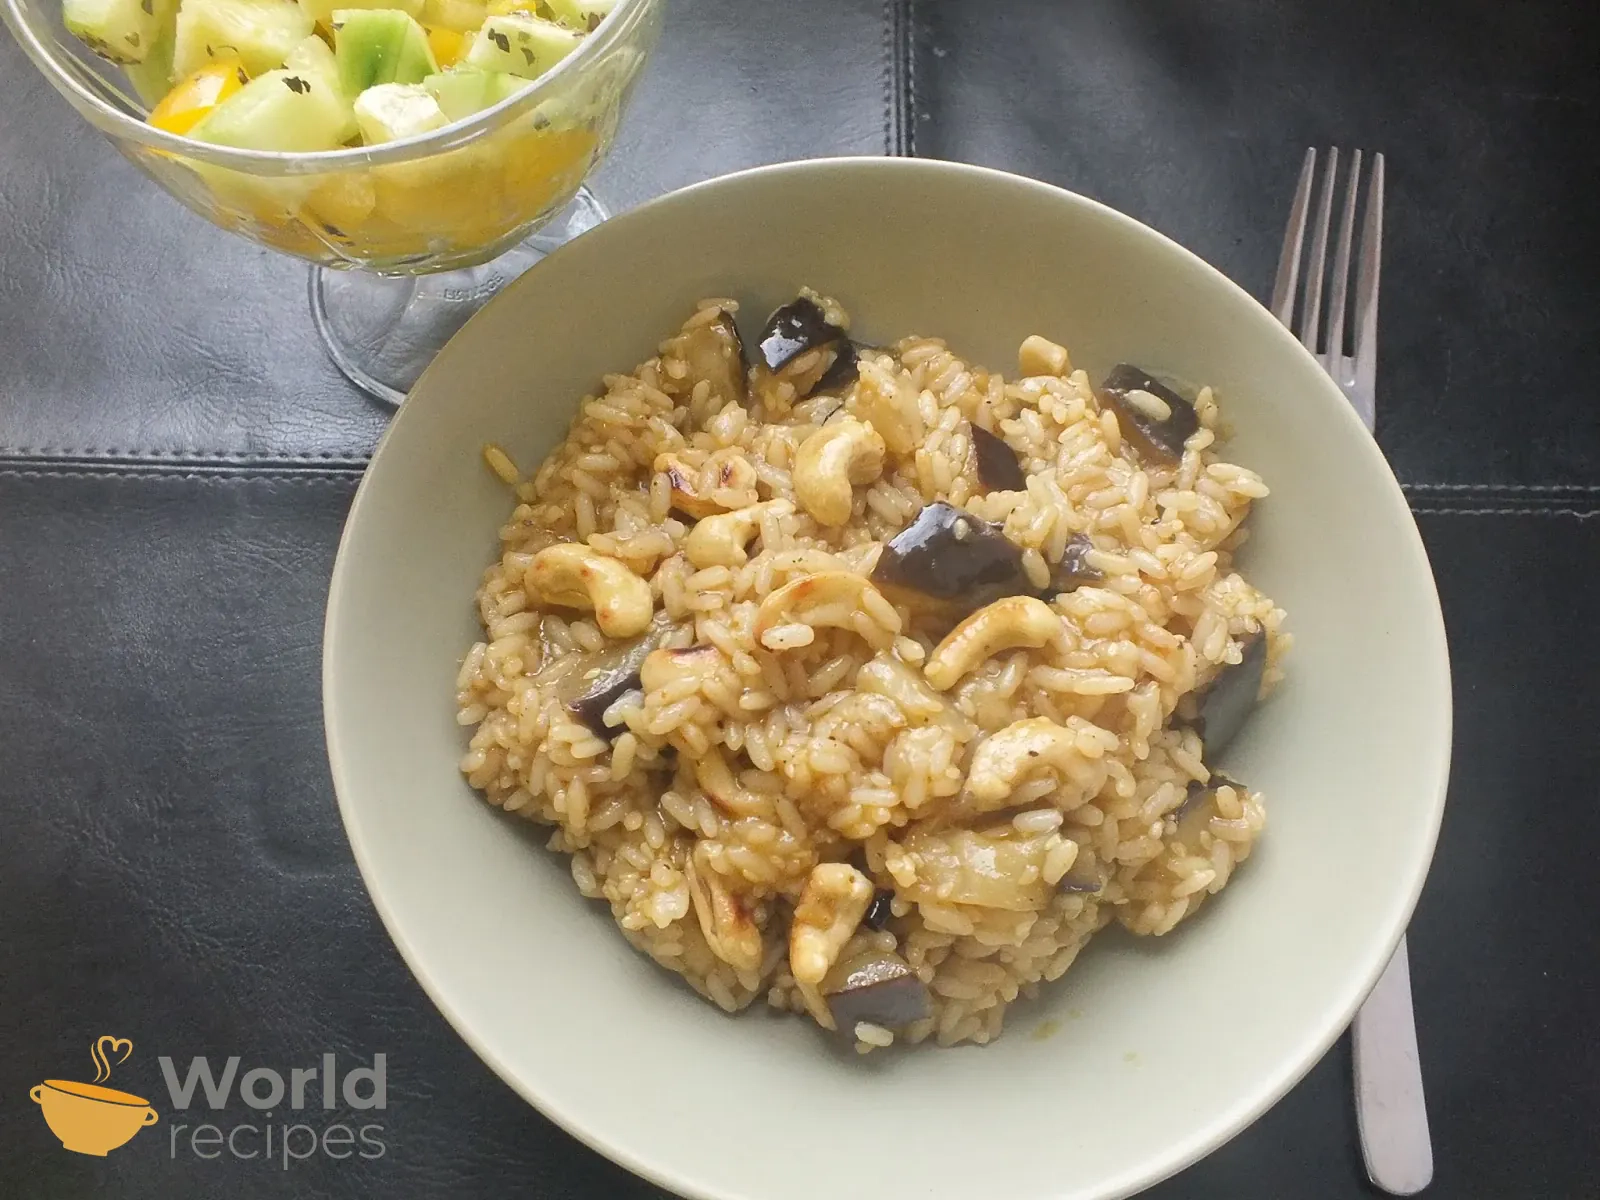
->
[[60, 0, 644, 266], [65, 0, 616, 150]]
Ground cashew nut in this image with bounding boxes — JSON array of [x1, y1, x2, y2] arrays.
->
[[686, 843, 764, 973], [690, 745, 770, 817], [684, 499, 794, 569], [654, 450, 760, 519], [793, 417, 886, 527], [525, 543, 654, 638], [964, 716, 1111, 809], [1017, 334, 1071, 378], [789, 863, 874, 985], [753, 571, 900, 644], [852, 356, 925, 455], [923, 596, 1063, 691]]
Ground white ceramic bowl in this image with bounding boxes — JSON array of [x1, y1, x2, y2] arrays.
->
[[324, 157, 1451, 1200]]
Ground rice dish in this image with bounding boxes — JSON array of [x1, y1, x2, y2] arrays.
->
[[456, 291, 1288, 1051]]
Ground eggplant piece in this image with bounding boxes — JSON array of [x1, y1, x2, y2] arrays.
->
[[693, 310, 749, 407], [1048, 532, 1103, 595], [871, 502, 1033, 616], [970, 424, 1026, 492], [562, 613, 678, 739], [664, 308, 747, 409], [862, 888, 895, 931], [1099, 363, 1200, 465], [1195, 630, 1267, 756], [822, 946, 933, 1034], [757, 296, 847, 371], [811, 338, 860, 395], [1170, 774, 1246, 846], [1057, 841, 1103, 894]]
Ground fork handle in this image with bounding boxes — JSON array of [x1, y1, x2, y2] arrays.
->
[[1353, 936, 1433, 1194]]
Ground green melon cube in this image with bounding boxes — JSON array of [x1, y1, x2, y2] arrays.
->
[[189, 65, 350, 150], [422, 67, 528, 121], [283, 34, 358, 140], [65, 0, 176, 64], [461, 12, 580, 80], [540, 0, 613, 32], [126, 8, 179, 104], [172, 0, 313, 79]]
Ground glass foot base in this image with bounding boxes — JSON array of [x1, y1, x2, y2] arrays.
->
[[309, 187, 609, 407]]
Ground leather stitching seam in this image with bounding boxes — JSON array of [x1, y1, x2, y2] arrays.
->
[[2, 466, 1596, 517], [1410, 507, 1598, 518], [0, 468, 359, 484], [0, 448, 371, 463], [883, 0, 911, 156]]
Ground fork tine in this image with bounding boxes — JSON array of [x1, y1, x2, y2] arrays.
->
[[1353, 153, 1385, 401], [1324, 148, 1362, 370], [1270, 148, 1317, 325], [1299, 147, 1338, 351]]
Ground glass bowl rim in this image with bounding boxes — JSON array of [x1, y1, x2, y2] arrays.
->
[[1, 0, 654, 174]]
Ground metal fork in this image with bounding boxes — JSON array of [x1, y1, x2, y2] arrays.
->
[[1271, 148, 1432, 1196]]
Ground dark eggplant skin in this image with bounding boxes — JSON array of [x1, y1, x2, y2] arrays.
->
[[871, 502, 1033, 615], [862, 889, 895, 931], [873, 504, 1115, 614], [1099, 363, 1200, 465], [705, 311, 749, 402], [1050, 533, 1103, 595], [823, 948, 933, 1034], [970, 424, 1026, 492], [568, 670, 641, 739], [1170, 774, 1247, 845], [1057, 842, 1103, 894], [811, 339, 860, 395], [757, 297, 847, 371], [1195, 631, 1267, 756], [563, 616, 678, 739]]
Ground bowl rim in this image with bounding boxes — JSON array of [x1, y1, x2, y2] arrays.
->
[[324, 155, 1452, 1200], [0, 0, 655, 172]]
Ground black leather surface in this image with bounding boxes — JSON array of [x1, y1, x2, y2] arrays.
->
[[909, 0, 1600, 490], [0, 0, 890, 464], [3, 0, 1599, 1197], [0, 470, 658, 1200], [2, 476, 1594, 1199]]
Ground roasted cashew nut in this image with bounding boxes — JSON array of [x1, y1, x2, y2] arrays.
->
[[923, 596, 1063, 691], [686, 843, 764, 973], [964, 716, 1110, 808], [794, 417, 886, 527], [1017, 334, 1071, 378], [525, 543, 654, 638], [654, 450, 760, 519], [687, 745, 769, 817], [789, 863, 874, 986], [851, 356, 925, 456], [684, 500, 794, 570], [753, 571, 900, 645]]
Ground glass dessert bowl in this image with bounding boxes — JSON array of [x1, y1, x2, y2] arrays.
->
[[2, 0, 662, 402]]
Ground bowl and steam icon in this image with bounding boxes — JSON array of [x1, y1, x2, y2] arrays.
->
[[30, 1036, 159, 1156]]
